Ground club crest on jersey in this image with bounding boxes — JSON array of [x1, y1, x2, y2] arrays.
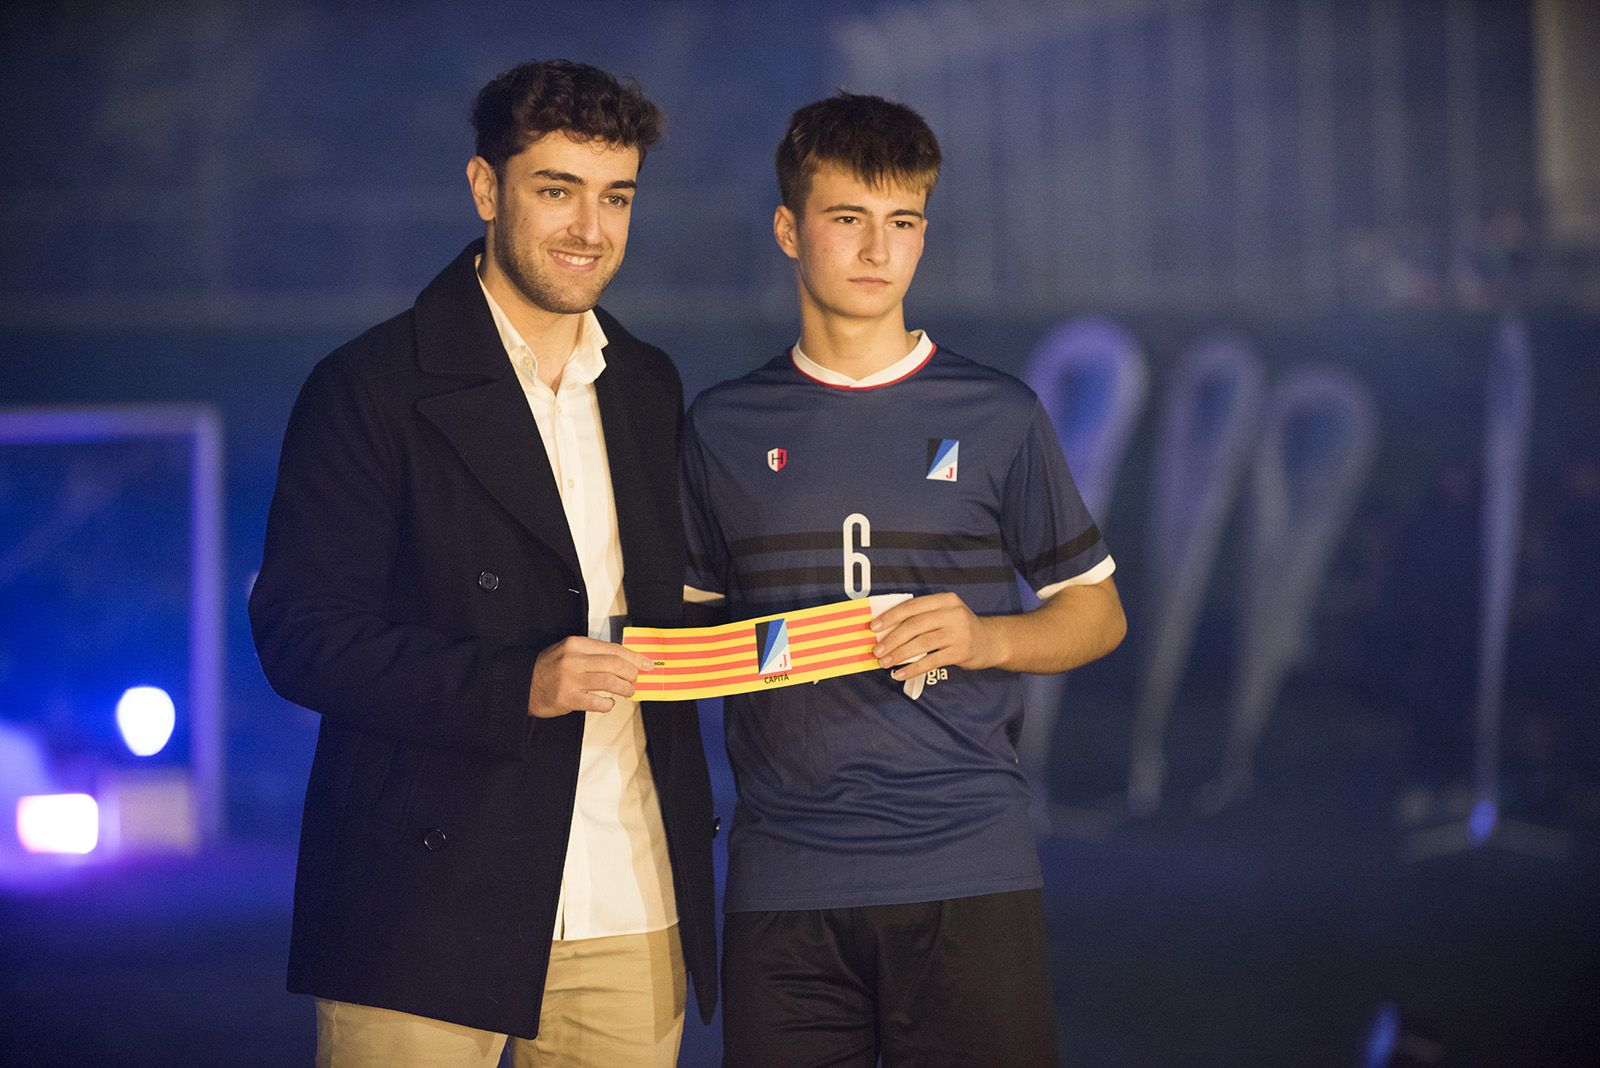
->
[[926, 438, 959, 481], [754, 618, 792, 675], [767, 447, 788, 472]]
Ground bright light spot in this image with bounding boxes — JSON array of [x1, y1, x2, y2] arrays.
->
[[1468, 798, 1498, 844], [16, 793, 99, 854], [116, 686, 176, 757]]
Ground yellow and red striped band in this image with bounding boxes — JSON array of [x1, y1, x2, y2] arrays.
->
[[624, 598, 887, 701]]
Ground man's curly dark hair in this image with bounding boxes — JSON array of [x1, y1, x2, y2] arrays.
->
[[472, 59, 663, 172]]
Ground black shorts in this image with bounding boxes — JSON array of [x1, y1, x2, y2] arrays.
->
[[721, 888, 1058, 1067]]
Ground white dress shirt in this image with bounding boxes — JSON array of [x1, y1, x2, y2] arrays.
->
[[477, 261, 677, 940]]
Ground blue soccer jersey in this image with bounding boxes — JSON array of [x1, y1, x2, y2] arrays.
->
[[682, 336, 1113, 912]]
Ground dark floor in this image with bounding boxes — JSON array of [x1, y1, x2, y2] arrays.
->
[[2, 696, 1597, 1067]]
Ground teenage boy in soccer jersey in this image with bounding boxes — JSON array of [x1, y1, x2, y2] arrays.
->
[[680, 92, 1127, 1066]]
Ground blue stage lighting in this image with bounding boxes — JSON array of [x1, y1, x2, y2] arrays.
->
[[1361, 999, 1447, 1065], [116, 686, 176, 757], [1468, 798, 1498, 844], [1363, 1001, 1400, 1067]]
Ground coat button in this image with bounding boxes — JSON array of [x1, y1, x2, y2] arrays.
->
[[478, 571, 500, 591], [422, 828, 447, 851], [712, 816, 722, 838]]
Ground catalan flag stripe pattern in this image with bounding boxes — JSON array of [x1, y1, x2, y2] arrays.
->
[[623, 599, 880, 701]]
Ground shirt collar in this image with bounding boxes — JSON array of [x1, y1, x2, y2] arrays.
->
[[475, 254, 608, 386], [791, 331, 933, 390]]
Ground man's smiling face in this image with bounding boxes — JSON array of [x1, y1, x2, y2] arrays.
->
[[476, 133, 640, 315]]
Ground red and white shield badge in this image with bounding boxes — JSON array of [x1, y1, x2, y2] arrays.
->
[[767, 447, 787, 472]]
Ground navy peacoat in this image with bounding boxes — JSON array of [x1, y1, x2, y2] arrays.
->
[[248, 239, 717, 1038]]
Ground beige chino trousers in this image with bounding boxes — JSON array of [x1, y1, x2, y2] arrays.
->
[[315, 924, 686, 1067]]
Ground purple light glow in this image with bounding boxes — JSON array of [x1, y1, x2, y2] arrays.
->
[[0, 406, 225, 842], [16, 793, 100, 854]]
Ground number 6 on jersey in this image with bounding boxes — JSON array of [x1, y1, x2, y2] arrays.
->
[[842, 512, 871, 598]]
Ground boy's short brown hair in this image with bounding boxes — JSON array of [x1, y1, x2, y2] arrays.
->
[[775, 92, 942, 213]]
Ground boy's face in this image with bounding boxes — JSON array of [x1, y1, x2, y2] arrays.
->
[[775, 164, 927, 326]]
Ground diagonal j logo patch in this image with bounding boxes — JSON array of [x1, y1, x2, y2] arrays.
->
[[926, 438, 959, 481], [754, 618, 792, 675]]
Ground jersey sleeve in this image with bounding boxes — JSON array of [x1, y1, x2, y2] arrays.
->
[[680, 404, 729, 600], [1001, 400, 1115, 595]]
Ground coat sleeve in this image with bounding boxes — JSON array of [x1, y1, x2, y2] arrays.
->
[[248, 355, 558, 759]]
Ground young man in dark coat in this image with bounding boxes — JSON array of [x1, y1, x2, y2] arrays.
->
[[249, 59, 716, 1066]]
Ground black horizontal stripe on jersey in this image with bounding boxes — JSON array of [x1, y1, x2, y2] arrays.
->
[[736, 563, 1016, 589], [1020, 525, 1102, 575], [729, 530, 1003, 556]]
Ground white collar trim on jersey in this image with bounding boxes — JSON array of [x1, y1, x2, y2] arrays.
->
[[791, 331, 934, 390]]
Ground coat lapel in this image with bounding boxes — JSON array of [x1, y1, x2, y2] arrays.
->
[[594, 338, 679, 627], [417, 378, 581, 581], [595, 355, 646, 599], [412, 241, 581, 582]]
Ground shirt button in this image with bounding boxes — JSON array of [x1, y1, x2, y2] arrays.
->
[[566, 479, 575, 489], [478, 570, 500, 591], [422, 828, 447, 851], [712, 816, 722, 838]]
